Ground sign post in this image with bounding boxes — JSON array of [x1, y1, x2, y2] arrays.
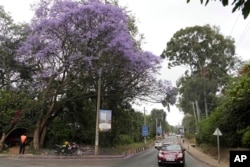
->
[[213, 128, 222, 164], [142, 125, 149, 140]]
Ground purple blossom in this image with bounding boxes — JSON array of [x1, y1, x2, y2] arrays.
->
[[17, 0, 162, 93]]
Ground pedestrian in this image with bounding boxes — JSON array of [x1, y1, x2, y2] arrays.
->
[[19, 133, 27, 154]]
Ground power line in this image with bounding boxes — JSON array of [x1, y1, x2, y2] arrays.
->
[[237, 19, 250, 46], [230, 12, 241, 36]]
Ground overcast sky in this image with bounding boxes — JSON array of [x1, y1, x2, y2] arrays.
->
[[1, 0, 250, 126]]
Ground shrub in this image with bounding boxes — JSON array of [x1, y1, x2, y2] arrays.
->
[[242, 128, 250, 147], [114, 134, 133, 145]]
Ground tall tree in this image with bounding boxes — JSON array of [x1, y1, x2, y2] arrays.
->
[[196, 63, 250, 147], [150, 109, 166, 137], [16, 0, 162, 150], [161, 25, 239, 118], [0, 6, 32, 152]]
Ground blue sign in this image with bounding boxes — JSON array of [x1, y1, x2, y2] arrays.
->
[[142, 125, 149, 137], [157, 127, 162, 134]]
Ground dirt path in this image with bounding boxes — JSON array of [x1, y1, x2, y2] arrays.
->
[[8, 146, 19, 154]]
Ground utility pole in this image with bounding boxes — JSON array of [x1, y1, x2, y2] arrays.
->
[[94, 69, 102, 156], [155, 118, 158, 139], [144, 107, 146, 144]]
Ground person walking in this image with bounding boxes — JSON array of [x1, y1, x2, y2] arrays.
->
[[19, 133, 27, 154]]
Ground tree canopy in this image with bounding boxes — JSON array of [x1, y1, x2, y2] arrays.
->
[[196, 63, 250, 147], [187, 0, 250, 19], [161, 25, 240, 119], [0, 0, 176, 150]]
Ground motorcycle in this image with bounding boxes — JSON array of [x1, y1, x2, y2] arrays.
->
[[70, 142, 83, 155], [54, 142, 82, 156], [54, 144, 72, 155]]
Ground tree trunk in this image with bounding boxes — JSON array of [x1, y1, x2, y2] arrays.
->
[[0, 132, 6, 152], [33, 94, 57, 150], [33, 117, 49, 150], [39, 126, 47, 148], [33, 123, 40, 151], [195, 100, 201, 122]]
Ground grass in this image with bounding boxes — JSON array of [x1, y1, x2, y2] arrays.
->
[[99, 139, 154, 155]]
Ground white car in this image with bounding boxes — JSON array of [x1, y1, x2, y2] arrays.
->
[[154, 141, 162, 149]]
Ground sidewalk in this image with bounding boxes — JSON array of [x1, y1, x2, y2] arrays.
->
[[180, 138, 228, 167]]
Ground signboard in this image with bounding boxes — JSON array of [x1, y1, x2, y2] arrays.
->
[[213, 128, 222, 136], [99, 109, 112, 132], [157, 127, 162, 135], [142, 125, 149, 137], [213, 127, 222, 164]]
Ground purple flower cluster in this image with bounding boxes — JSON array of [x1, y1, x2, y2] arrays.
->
[[18, 0, 161, 78], [15, 0, 173, 103]]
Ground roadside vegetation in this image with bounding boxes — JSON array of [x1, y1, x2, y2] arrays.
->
[[162, 24, 250, 148], [1, 0, 249, 154], [0, 0, 176, 152]]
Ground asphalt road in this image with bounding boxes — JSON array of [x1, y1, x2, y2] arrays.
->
[[0, 136, 210, 167]]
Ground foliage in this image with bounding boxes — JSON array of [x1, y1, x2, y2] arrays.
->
[[147, 109, 167, 137], [161, 25, 239, 120], [0, 0, 182, 150], [0, 6, 31, 89], [182, 114, 196, 133], [13, 0, 166, 150], [195, 108, 224, 146], [114, 134, 134, 145], [241, 127, 250, 147], [196, 63, 250, 147], [187, 0, 250, 19], [0, 6, 34, 152], [184, 132, 195, 139], [45, 118, 73, 147]]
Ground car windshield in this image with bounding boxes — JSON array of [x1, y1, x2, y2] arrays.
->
[[162, 144, 181, 151]]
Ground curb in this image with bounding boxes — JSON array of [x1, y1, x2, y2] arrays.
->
[[0, 146, 149, 160], [184, 146, 217, 167]]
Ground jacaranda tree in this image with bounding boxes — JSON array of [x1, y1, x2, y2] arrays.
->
[[16, 0, 166, 150]]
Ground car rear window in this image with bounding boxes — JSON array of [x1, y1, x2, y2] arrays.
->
[[162, 144, 181, 151]]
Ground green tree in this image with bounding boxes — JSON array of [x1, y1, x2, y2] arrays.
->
[[161, 25, 239, 119], [196, 63, 250, 147], [182, 114, 196, 134], [0, 6, 32, 152], [149, 109, 167, 137], [187, 0, 250, 19]]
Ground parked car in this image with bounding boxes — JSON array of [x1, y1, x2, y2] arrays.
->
[[154, 140, 162, 149], [157, 143, 185, 167]]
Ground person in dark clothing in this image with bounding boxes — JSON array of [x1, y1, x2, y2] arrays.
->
[[19, 133, 27, 154]]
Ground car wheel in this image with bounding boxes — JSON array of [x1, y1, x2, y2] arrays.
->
[[158, 162, 162, 166], [179, 163, 185, 167]]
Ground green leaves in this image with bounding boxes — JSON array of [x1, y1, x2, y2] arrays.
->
[[196, 63, 250, 147], [187, 0, 250, 19], [162, 25, 238, 118]]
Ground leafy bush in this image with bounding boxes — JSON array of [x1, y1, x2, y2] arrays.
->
[[242, 128, 250, 147], [184, 132, 195, 139], [114, 134, 133, 145]]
